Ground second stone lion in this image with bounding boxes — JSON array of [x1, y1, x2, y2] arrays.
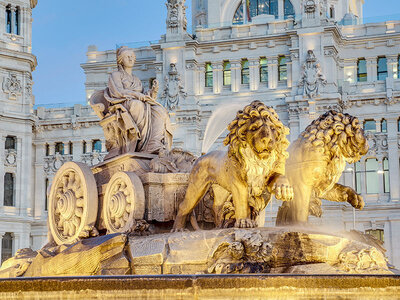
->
[[173, 101, 293, 231]]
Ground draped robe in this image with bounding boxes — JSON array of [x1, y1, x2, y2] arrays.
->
[[104, 67, 171, 153]]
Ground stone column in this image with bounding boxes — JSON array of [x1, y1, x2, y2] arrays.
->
[[386, 118, 399, 201], [290, 52, 300, 94], [0, 135, 5, 206], [34, 143, 46, 218], [72, 140, 83, 161], [212, 62, 222, 94], [198, 65, 206, 95], [0, 3, 6, 35], [268, 57, 278, 89], [15, 137, 23, 211], [359, 159, 367, 195], [249, 58, 259, 91], [48, 142, 55, 156], [101, 139, 106, 152], [13, 233, 19, 255], [287, 56, 292, 88], [231, 60, 241, 93], [278, 0, 284, 19], [366, 57, 377, 82]]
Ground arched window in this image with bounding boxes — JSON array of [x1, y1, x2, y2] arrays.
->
[[223, 61, 231, 86], [232, 0, 283, 24], [284, 0, 295, 19], [278, 56, 287, 82], [82, 141, 87, 154], [377, 57, 388, 81], [205, 63, 213, 87], [5, 5, 12, 34], [241, 59, 249, 84], [365, 229, 384, 242], [69, 142, 73, 155], [366, 158, 379, 194], [5, 136, 16, 150], [329, 6, 335, 19], [233, 3, 244, 25], [381, 119, 387, 133], [14, 7, 20, 35], [92, 139, 102, 152], [45, 144, 50, 156], [260, 57, 268, 83], [383, 158, 389, 193], [55, 142, 64, 155], [357, 58, 367, 82], [1, 233, 13, 263], [4, 173, 14, 206]]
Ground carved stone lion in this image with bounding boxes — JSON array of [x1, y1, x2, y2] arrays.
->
[[276, 110, 369, 226], [173, 101, 293, 231]]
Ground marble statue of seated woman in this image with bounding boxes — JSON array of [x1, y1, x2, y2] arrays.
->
[[90, 46, 172, 159]]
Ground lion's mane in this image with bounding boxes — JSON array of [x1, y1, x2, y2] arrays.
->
[[301, 110, 368, 162], [223, 100, 290, 169]]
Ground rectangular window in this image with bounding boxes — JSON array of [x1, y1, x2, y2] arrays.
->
[[55, 142, 64, 155], [377, 57, 388, 81], [241, 59, 249, 84], [4, 173, 14, 206], [1, 232, 13, 263], [92, 139, 102, 152], [366, 158, 379, 194], [205, 63, 213, 87], [14, 8, 19, 35], [357, 58, 367, 82], [354, 161, 362, 193], [45, 144, 50, 156], [82, 141, 87, 154], [69, 142, 73, 155], [5, 136, 16, 150], [223, 61, 231, 86], [365, 229, 384, 242], [381, 119, 387, 133], [363, 120, 376, 132], [278, 56, 287, 81], [383, 158, 390, 193], [6, 6, 12, 34], [260, 57, 268, 83]]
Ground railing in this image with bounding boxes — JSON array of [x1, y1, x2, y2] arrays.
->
[[33, 101, 87, 110]]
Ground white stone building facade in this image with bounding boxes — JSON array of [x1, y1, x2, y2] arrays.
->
[[1, 0, 400, 269]]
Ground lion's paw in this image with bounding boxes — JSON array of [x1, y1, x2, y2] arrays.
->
[[235, 219, 257, 228], [348, 192, 365, 210]]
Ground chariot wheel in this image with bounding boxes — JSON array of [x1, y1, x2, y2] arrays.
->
[[48, 162, 98, 245], [103, 171, 145, 234]]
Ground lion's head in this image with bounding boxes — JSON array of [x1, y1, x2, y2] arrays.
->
[[223, 100, 290, 165], [302, 110, 368, 163]]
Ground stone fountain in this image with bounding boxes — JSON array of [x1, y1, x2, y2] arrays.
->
[[0, 46, 398, 298]]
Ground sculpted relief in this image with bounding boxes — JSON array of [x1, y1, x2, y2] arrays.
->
[[90, 46, 173, 159], [299, 50, 327, 99], [161, 63, 187, 110], [277, 111, 368, 225], [173, 101, 293, 231]]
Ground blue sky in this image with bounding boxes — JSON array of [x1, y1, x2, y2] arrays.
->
[[32, 0, 399, 106]]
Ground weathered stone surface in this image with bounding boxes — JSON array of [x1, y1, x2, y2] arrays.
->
[[2, 228, 394, 278], [127, 227, 393, 275], [23, 233, 130, 277], [0, 248, 37, 278]]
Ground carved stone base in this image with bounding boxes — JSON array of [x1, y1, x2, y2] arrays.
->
[[0, 228, 394, 278]]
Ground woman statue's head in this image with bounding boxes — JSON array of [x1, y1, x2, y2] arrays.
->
[[116, 46, 136, 69]]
